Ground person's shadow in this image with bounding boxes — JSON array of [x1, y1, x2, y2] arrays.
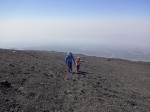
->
[[75, 71, 88, 75]]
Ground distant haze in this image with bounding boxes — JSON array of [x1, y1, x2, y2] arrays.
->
[[0, 0, 150, 61], [0, 19, 150, 49]]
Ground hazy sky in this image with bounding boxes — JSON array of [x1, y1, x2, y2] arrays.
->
[[0, 0, 150, 49]]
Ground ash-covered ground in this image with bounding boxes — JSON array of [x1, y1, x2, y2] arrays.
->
[[0, 49, 150, 112]]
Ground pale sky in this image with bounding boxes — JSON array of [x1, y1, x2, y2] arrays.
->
[[0, 0, 150, 49]]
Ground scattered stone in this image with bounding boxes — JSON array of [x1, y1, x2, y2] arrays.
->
[[40, 83, 45, 87], [130, 102, 136, 106], [18, 87, 26, 94], [74, 96, 78, 100], [97, 82, 100, 85], [5, 98, 9, 102], [10, 72, 15, 75], [94, 89, 97, 93], [50, 74, 54, 78], [64, 90, 72, 94], [81, 89, 85, 94], [22, 78, 26, 83], [41, 82, 44, 85], [24, 72, 30, 74], [0, 80, 11, 87], [27, 91, 36, 98], [43, 110, 49, 112], [12, 98, 16, 102], [9, 64, 14, 67], [44, 73, 49, 76], [18, 87, 24, 91], [98, 98, 102, 101]]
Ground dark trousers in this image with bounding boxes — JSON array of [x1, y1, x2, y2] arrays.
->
[[67, 62, 72, 72], [77, 65, 80, 72]]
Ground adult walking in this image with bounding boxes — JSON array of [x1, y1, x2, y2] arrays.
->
[[65, 52, 75, 73]]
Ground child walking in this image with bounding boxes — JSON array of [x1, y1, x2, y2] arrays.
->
[[75, 57, 84, 73]]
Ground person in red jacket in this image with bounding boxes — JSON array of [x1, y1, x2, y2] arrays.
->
[[75, 57, 84, 73]]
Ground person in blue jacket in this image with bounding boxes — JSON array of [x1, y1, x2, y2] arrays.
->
[[65, 52, 75, 73]]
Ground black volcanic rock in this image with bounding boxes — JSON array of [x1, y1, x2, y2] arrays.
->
[[0, 80, 11, 87]]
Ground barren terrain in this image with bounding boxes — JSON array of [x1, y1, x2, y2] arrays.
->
[[0, 49, 150, 112]]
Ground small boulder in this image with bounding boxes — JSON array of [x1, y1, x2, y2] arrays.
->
[[5, 98, 9, 102], [0, 80, 11, 87], [9, 64, 14, 67], [18, 87, 26, 94], [81, 89, 85, 94]]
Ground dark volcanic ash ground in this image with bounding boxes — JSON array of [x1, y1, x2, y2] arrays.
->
[[0, 49, 150, 112]]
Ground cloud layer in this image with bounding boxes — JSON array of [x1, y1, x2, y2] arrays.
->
[[0, 19, 150, 49]]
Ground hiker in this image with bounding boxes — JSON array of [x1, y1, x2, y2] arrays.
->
[[75, 56, 84, 73], [65, 52, 75, 73]]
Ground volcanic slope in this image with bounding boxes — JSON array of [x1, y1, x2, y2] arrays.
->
[[0, 49, 150, 112]]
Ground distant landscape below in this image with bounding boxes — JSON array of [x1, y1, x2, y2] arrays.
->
[[3, 44, 149, 62]]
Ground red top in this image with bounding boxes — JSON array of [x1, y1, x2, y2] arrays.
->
[[75, 59, 81, 66]]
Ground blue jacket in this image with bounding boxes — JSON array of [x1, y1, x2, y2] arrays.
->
[[65, 55, 75, 63]]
